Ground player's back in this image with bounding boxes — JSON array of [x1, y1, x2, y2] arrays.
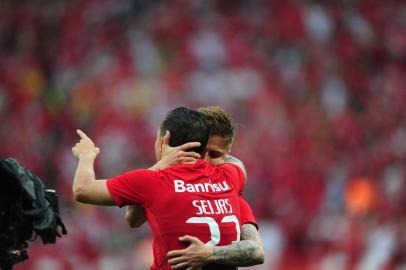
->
[[147, 160, 244, 270]]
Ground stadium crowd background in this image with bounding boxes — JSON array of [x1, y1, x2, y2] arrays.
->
[[1, 0, 406, 269]]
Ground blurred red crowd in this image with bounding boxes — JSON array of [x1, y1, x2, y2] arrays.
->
[[1, 0, 406, 269]]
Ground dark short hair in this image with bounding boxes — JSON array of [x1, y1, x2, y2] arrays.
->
[[160, 107, 209, 155]]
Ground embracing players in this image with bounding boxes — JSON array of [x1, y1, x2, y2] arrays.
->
[[72, 106, 263, 269], [166, 106, 263, 269]]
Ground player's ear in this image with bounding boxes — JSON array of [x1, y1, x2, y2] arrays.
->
[[158, 136, 164, 153], [162, 130, 170, 147]]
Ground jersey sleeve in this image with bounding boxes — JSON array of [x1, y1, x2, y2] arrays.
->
[[106, 169, 159, 208], [220, 163, 246, 194], [239, 196, 258, 229]]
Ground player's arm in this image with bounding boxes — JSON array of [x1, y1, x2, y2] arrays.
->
[[72, 130, 115, 206], [167, 224, 264, 269], [125, 131, 201, 228], [211, 223, 264, 266]]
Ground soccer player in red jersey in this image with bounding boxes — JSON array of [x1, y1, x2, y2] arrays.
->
[[168, 107, 263, 269], [72, 107, 262, 270], [125, 106, 264, 269]]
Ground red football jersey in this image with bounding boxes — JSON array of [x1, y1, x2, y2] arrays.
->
[[107, 160, 245, 270]]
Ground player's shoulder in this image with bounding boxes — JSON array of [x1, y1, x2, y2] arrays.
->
[[217, 162, 243, 176], [217, 163, 246, 192]]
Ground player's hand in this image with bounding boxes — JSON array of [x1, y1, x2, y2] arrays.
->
[[154, 131, 201, 170], [167, 235, 212, 270], [72, 130, 100, 159]]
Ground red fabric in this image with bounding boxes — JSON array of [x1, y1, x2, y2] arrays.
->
[[106, 160, 245, 270]]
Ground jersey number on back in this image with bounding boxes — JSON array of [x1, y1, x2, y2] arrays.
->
[[186, 215, 241, 246]]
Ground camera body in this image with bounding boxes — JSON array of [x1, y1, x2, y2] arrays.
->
[[0, 158, 67, 270]]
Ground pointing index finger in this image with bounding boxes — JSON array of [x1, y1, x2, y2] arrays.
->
[[77, 129, 89, 139]]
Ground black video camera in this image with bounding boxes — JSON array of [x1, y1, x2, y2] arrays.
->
[[0, 158, 67, 270]]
